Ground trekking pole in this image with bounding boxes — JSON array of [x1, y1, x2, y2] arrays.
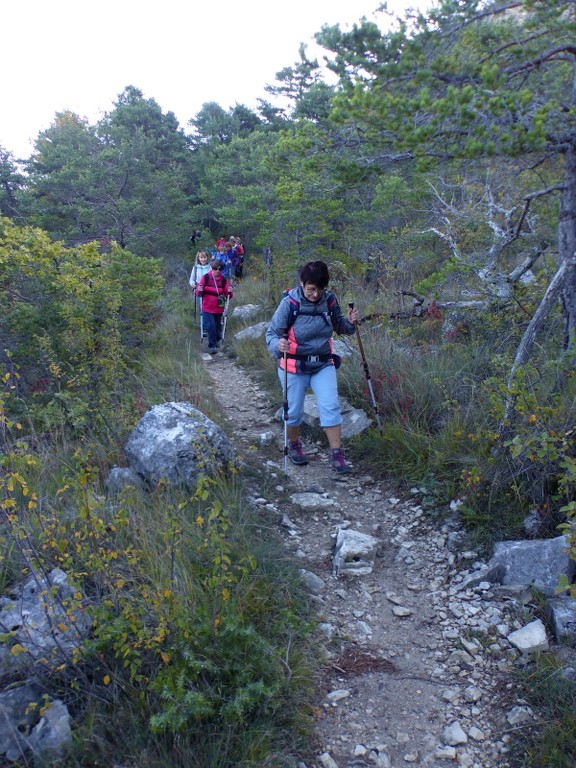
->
[[283, 343, 289, 479], [221, 296, 231, 341], [349, 302, 384, 434]]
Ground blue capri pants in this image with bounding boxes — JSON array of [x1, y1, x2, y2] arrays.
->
[[278, 364, 343, 428]]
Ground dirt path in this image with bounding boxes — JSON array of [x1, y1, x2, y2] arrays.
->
[[202, 347, 523, 768]]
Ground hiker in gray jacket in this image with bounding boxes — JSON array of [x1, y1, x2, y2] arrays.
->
[[266, 260, 359, 473]]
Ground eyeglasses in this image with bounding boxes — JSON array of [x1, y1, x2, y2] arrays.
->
[[303, 284, 324, 296], [212, 266, 223, 271]]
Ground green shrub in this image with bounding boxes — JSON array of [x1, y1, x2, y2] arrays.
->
[[518, 655, 576, 768]]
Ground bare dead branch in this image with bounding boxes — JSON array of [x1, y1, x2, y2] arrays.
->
[[505, 45, 576, 77], [396, 290, 426, 305], [507, 242, 549, 283], [500, 256, 576, 435]]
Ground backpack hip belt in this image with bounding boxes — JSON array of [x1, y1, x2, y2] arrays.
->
[[286, 353, 332, 363]]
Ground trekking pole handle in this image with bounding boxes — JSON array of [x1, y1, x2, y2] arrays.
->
[[348, 301, 358, 332]]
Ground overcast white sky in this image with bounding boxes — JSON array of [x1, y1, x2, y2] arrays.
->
[[3, 1, 432, 159]]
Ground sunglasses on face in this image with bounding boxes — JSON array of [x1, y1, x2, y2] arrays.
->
[[212, 265, 223, 270]]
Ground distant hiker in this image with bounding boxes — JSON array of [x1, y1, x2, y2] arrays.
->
[[196, 259, 233, 355], [189, 228, 202, 245], [225, 240, 242, 282], [189, 250, 212, 315], [214, 242, 231, 278], [230, 236, 245, 279], [266, 259, 359, 473], [213, 241, 238, 282]]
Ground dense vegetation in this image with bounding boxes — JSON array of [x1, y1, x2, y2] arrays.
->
[[1, 1, 576, 766]]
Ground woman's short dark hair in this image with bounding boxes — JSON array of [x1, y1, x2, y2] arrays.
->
[[300, 260, 330, 288]]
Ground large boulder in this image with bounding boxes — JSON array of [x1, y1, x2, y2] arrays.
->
[[234, 321, 268, 341], [275, 394, 372, 439], [124, 402, 236, 489], [301, 394, 372, 439], [0, 683, 71, 763], [333, 529, 380, 576], [545, 596, 576, 647], [487, 536, 575, 596], [232, 303, 262, 321], [105, 466, 147, 495], [0, 568, 91, 673]]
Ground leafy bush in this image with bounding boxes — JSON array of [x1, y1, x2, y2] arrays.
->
[[0, 217, 164, 435]]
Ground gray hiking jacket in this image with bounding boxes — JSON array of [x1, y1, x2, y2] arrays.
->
[[265, 286, 355, 373]]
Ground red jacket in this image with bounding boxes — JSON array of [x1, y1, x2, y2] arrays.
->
[[196, 270, 233, 314]]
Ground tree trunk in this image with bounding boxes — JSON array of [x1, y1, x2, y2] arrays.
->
[[500, 256, 576, 437], [559, 144, 576, 348]]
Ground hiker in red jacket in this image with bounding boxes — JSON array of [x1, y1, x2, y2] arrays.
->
[[196, 259, 233, 354]]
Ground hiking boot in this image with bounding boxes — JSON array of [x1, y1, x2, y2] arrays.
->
[[208, 346, 218, 355], [331, 448, 352, 474], [288, 439, 308, 466]]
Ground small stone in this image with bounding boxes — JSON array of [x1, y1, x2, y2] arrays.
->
[[442, 687, 460, 702], [300, 569, 325, 594], [507, 705, 534, 725], [319, 753, 339, 768], [463, 685, 482, 702], [507, 619, 549, 653], [326, 689, 350, 703], [435, 745, 457, 759], [460, 638, 481, 655], [367, 749, 391, 767], [318, 623, 337, 639], [443, 721, 468, 745]]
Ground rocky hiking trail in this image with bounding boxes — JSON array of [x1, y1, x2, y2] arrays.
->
[[202, 347, 533, 768]]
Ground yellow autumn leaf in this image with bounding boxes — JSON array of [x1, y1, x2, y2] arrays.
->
[[103, 675, 111, 685], [10, 643, 27, 656]]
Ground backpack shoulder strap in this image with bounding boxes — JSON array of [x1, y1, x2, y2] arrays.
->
[[284, 289, 338, 330], [283, 290, 300, 330], [325, 291, 337, 326], [325, 291, 336, 314]]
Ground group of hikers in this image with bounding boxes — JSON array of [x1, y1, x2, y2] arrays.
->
[[189, 242, 359, 474]]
